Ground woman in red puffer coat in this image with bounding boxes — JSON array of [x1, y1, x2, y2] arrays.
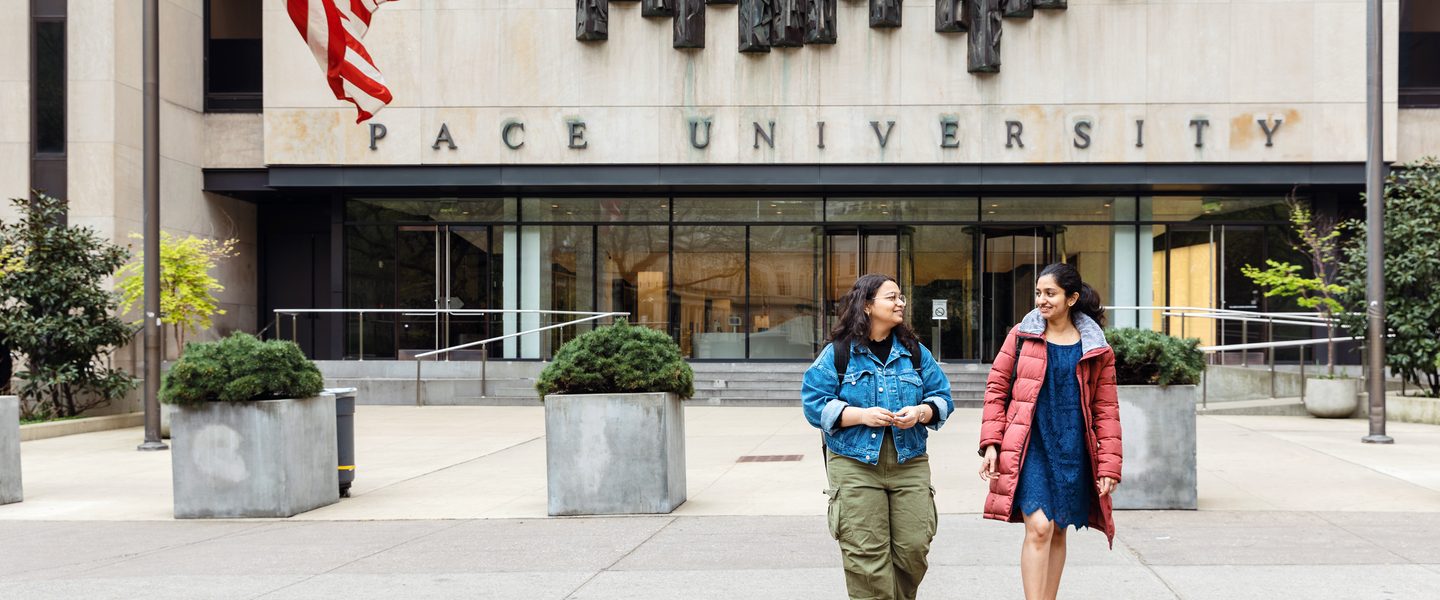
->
[[978, 263, 1122, 600]]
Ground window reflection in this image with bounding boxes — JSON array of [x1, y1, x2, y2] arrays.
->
[[674, 226, 745, 358], [750, 226, 821, 358]]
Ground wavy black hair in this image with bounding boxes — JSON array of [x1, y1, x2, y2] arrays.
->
[[828, 273, 921, 358], [1037, 262, 1106, 327]]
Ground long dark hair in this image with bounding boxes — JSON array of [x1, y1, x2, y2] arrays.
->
[[828, 273, 921, 358], [1037, 263, 1106, 327]]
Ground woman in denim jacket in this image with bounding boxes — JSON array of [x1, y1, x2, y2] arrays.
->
[[802, 273, 954, 600]]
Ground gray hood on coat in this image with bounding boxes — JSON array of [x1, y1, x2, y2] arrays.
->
[[1016, 308, 1109, 355]]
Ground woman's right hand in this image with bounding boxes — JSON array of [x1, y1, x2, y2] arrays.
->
[[978, 446, 998, 481], [840, 406, 897, 428]]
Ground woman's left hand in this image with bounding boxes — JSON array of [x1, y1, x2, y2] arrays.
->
[[892, 405, 928, 429], [1096, 477, 1118, 497]]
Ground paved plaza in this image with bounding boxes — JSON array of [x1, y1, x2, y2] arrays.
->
[[3, 407, 1440, 598]]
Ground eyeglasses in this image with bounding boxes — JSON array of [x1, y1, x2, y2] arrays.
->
[[873, 294, 907, 304]]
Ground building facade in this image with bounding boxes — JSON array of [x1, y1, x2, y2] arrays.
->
[[5, 0, 1439, 365]]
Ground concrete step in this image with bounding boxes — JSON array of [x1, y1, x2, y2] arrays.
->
[[1195, 397, 1309, 416], [439, 396, 543, 407]]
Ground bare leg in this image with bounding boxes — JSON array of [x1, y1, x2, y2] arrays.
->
[[1020, 509, 1055, 600], [1043, 526, 1068, 600]]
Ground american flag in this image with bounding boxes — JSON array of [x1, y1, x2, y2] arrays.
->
[[285, 0, 396, 123]]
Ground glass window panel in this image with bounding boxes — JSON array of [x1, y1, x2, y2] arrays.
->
[[523, 198, 669, 222], [522, 225, 596, 358], [982, 197, 1125, 222], [346, 198, 514, 223], [1148, 196, 1288, 223], [34, 21, 65, 153], [1148, 224, 1168, 332], [1055, 225, 1115, 325], [673, 198, 822, 222], [598, 226, 669, 333], [907, 225, 977, 361], [345, 225, 397, 358], [826, 198, 979, 222], [1157, 226, 1218, 347], [674, 226, 746, 359], [750, 226, 821, 359]]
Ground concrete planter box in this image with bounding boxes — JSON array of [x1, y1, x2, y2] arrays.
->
[[1, 396, 21, 505], [545, 392, 686, 516], [171, 393, 338, 519], [1113, 385, 1197, 510], [1305, 377, 1359, 418]]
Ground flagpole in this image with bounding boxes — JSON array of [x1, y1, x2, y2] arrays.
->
[[138, 0, 167, 452], [1361, 0, 1392, 445]]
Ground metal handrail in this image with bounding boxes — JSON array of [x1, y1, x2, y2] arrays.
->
[[1103, 305, 1379, 408], [411, 311, 629, 407], [414, 312, 628, 360], [271, 307, 630, 361]]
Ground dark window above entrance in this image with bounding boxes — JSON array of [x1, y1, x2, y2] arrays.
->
[[205, 0, 262, 112], [1402, 0, 1440, 107]]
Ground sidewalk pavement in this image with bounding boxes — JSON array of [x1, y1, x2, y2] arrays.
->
[[3, 407, 1440, 598]]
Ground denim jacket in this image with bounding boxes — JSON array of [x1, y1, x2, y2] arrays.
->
[[802, 339, 954, 465]]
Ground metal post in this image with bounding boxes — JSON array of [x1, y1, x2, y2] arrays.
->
[[415, 360, 423, 407], [1299, 343, 1306, 400], [481, 344, 488, 397], [358, 312, 365, 361], [1362, 0, 1393, 444], [1267, 320, 1275, 398], [1201, 363, 1208, 410], [1242, 320, 1249, 367], [137, 0, 167, 452]]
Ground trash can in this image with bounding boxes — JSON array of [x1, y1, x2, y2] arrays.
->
[[327, 387, 358, 498]]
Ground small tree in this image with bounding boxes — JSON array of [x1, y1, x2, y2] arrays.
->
[[1240, 198, 1348, 376], [116, 232, 238, 352], [1337, 158, 1440, 397], [0, 194, 136, 419], [0, 242, 24, 394]]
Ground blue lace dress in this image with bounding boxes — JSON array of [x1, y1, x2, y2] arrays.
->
[[1013, 340, 1093, 530]]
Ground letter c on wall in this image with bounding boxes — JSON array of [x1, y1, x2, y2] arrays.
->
[[502, 122, 526, 150]]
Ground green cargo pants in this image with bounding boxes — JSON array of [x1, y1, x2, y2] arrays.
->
[[824, 433, 938, 600]]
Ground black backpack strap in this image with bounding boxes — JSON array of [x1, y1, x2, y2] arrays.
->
[[833, 341, 850, 380]]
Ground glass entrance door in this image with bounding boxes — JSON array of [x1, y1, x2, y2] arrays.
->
[[394, 225, 497, 358], [979, 226, 1057, 360]]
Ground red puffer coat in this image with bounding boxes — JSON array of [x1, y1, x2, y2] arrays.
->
[[978, 310, 1122, 547]]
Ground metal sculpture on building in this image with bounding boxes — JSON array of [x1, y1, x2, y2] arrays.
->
[[578, 0, 1066, 75], [967, 0, 1002, 73], [936, 0, 966, 33], [805, 0, 837, 44], [772, 0, 807, 47], [577, 0, 609, 41], [1002, 0, 1032, 19], [870, 0, 901, 28], [675, 0, 705, 48], [739, 0, 773, 53], [643, 0, 675, 17]]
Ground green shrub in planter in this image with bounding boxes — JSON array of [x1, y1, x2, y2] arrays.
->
[[537, 320, 694, 399], [1104, 328, 1205, 386], [161, 333, 324, 405]]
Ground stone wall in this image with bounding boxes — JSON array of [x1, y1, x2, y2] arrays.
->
[[261, 0, 1402, 166]]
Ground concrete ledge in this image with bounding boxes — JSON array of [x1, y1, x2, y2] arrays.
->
[[19, 412, 145, 442], [1386, 392, 1440, 425]]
